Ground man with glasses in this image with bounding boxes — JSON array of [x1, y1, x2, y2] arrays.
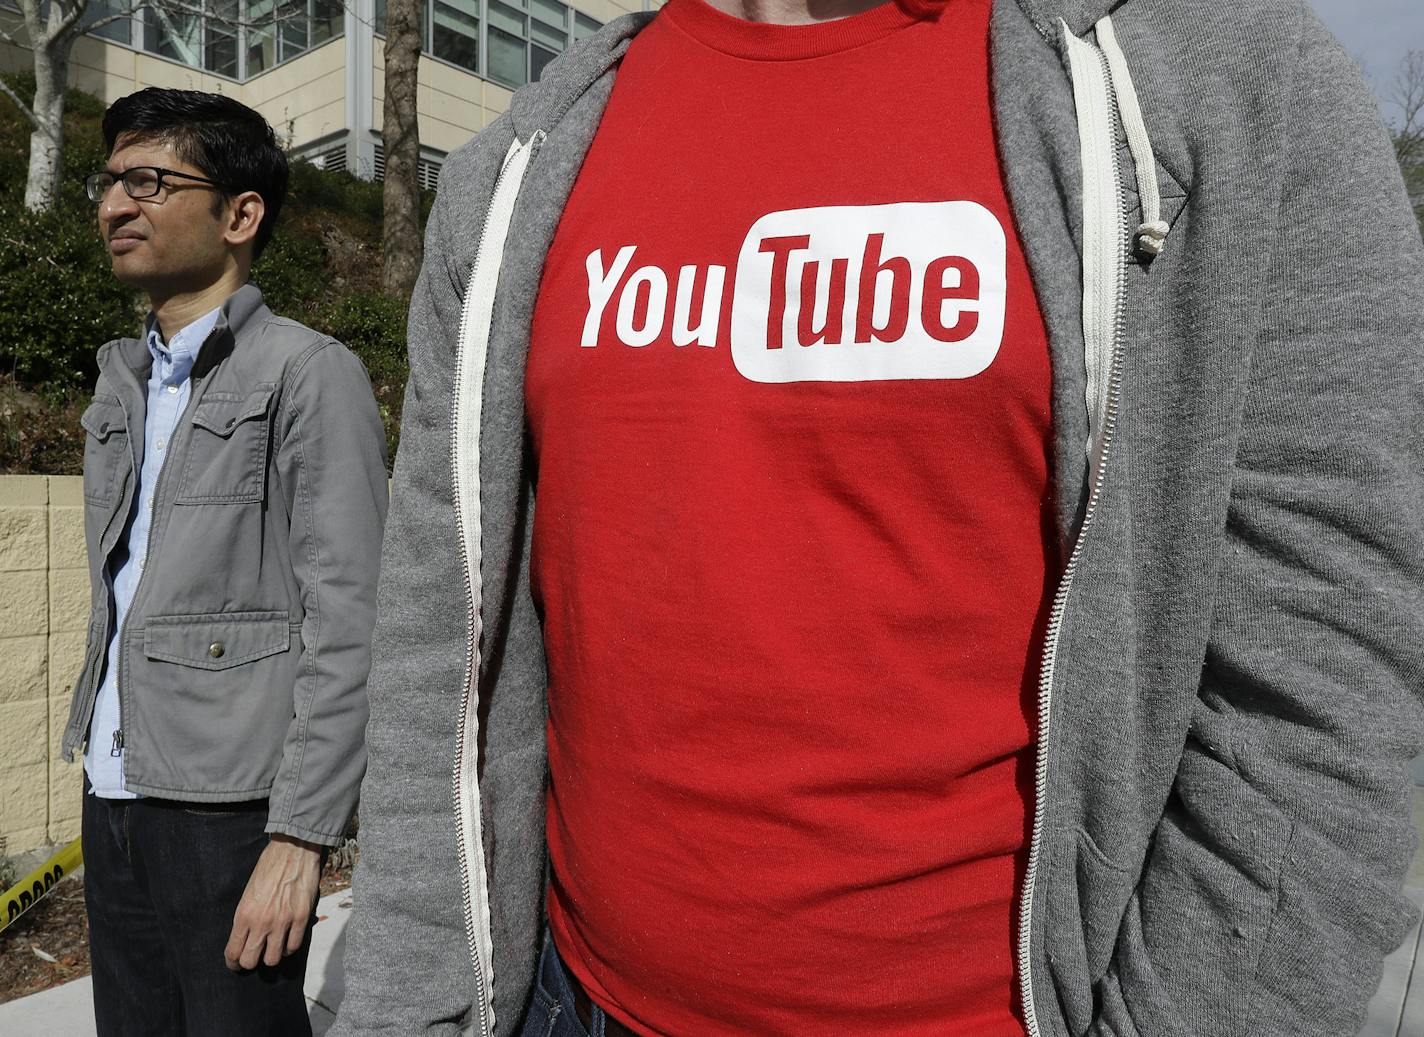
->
[[62, 87, 388, 1036]]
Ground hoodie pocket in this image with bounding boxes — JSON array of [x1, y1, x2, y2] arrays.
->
[[81, 397, 129, 506], [1045, 828, 1138, 1037], [173, 386, 274, 504]]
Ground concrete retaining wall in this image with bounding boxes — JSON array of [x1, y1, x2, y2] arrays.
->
[[0, 476, 86, 858]]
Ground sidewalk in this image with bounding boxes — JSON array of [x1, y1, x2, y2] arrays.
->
[[0, 887, 352, 1036]]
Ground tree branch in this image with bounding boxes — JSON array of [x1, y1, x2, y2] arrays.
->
[[0, 75, 46, 134], [1389, 50, 1424, 137], [53, 0, 95, 42], [0, 23, 54, 140]]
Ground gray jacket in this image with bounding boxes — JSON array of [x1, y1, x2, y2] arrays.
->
[[62, 284, 388, 847], [333, 0, 1424, 1033]]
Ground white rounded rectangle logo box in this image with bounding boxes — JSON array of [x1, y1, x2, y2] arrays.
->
[[730, 201, 1007, 383]]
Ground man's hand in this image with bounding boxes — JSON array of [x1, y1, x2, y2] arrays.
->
[[224, 834, 323, 971]]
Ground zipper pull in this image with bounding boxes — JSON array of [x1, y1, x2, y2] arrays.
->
[[110, 730, 124, 757]]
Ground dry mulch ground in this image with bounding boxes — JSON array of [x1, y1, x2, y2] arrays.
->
[[0, 875, 89, 1004], [0, 852, 355, 1006]]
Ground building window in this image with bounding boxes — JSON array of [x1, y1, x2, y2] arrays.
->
[[84, 0, 344, 81], [205, 0, 240, 76], [80, 0, 137, 45], [144, 3, 203, 67], [245, 0, 341, 74], [433, 0, 479, 71], [488, 0, 582, 87], [375, 0, 599, 87], [485, 0, 525, 86]]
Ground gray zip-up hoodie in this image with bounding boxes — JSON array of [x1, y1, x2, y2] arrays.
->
[[332, 1, 1424, 1034]]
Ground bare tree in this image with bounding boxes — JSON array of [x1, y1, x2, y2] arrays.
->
[[0, 0, 105, 210], [1389, 49, 1424, 221], [380, 0, 421, 298], [0, 0, 312, 211]]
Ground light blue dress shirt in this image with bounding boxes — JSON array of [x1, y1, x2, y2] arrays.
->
[[85, 306, 223, 799]]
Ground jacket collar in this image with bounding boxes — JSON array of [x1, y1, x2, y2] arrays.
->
[[106, 282, 269, 379]]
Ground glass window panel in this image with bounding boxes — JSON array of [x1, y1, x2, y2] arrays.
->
[[530, 16, 563, 51], [487, 26, 527, 87], [210, 0, 240, 30], [205, 22, 239, 76], [275, 0, 306, 61], [530, 0, 564, 29], [245, 0, 277, 78], [488, 0, 526, 35], [433, 0, 478, 35], [279, 22, 307, 60], [530, 43, 557, 81], [432, 0, 478, 70], [374, 0, 385, 34], [145, 6, 203, 66], [83, 0, 132, 44], [145, 6, 202, 65], [311, 0, 342, 45], [573, 11, 599, 41]]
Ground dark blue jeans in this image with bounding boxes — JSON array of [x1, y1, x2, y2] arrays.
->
[[520, 933, 618, 1037], [82, 785, 313, 1037]]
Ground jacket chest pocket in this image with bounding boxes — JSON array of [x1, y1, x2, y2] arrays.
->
[[174, 386, 275, 505], [81, 397, 129, 506]]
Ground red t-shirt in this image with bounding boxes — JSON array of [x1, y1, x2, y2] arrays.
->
[[525, 0, 1053, 1033]]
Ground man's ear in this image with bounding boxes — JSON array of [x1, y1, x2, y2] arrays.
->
[[224, 191, 266, 251]]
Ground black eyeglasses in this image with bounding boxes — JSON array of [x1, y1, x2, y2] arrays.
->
[[84, 166, 232, 204]]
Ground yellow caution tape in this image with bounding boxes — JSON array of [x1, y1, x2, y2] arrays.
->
[[0, 838, 83, 934]]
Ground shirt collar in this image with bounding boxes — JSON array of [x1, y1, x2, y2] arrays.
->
[[146, 305, 224, 369]]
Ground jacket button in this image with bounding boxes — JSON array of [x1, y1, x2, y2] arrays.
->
[[208, 642, 225, 659]]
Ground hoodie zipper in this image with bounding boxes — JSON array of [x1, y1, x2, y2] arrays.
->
[[1017, 24, 1130, 1037], [450, 129, 545, 1037]]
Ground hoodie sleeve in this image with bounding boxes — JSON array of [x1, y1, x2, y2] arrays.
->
[[1092, 10, 1424, 1037], [327, 124, 511, 1035]]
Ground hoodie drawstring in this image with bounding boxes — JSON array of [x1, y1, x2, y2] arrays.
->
[[1095, 14, 1170, 258]]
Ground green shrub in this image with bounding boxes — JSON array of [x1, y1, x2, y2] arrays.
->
[[318, 291, 409, 459], [287, 160, 384, 224], [0, 195, 140, 394], [320, 291, 406, 381], [251, 229, 329, 321]]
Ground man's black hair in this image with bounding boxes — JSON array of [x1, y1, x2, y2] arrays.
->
[[102, 87, 289, 259]]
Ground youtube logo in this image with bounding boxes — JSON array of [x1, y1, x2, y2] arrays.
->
[[578, 200, 1007, 384]]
